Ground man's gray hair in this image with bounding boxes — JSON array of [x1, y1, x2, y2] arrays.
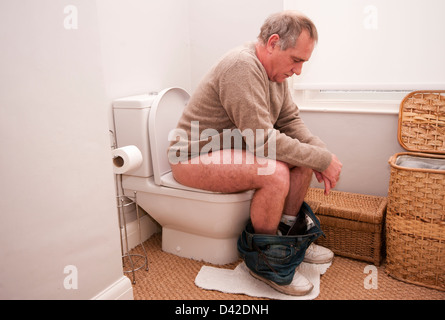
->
[[258, 11, 318, 50]]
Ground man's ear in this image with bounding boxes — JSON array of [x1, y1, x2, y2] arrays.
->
[[266, 34, 280, 53]]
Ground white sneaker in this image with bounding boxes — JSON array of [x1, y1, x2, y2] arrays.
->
[[303, 243, 334, 264], [249, 269, 314, 296]]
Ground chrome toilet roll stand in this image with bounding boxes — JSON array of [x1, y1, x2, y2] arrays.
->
[[115, 183, 149, 284], [111, 132, 148, 284]]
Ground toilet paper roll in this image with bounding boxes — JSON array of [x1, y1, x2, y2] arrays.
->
[[112, 145, 143, 174]]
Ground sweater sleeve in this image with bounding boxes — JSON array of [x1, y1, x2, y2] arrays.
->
[[218, 58, 332, 172]]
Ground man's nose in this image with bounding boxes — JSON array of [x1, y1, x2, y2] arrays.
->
[[292, 64, 303, 76]]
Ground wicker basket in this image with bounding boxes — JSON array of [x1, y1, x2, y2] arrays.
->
[[305, 188, 387, 266], [386, 90, 445, 291]]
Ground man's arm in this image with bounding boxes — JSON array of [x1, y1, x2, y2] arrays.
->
[[219, 60, 332, 172]]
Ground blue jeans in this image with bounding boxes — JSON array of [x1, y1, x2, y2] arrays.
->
[[237, 202, 324, 285]]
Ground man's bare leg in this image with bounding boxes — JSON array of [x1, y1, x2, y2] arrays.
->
[[283, 166, 334, 263], [170, 149, 290, 234], [282, 166, 313, 217]]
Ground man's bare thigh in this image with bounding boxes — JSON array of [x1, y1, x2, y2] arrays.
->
[[170, 149, 279, 193]]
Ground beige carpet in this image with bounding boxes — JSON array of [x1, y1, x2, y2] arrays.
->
[[126, 233, 445, 300]]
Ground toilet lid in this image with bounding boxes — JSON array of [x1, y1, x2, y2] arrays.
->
[[149, 87, 190, 186]]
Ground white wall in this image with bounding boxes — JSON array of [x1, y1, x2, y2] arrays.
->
[[0, 0, 191, 299], [0, 0, 124, 299], [97, 0, 192, 99], [302, 111, 405, 197], [285, 0, 445, 90], [189, 0, 284, 90]]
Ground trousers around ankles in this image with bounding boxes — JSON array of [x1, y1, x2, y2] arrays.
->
[[237, 202, 324, 285]]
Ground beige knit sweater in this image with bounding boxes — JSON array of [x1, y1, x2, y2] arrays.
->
[[169, 42, 332, 172]]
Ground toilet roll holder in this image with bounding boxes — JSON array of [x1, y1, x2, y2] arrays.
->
[[111, 131, 149, 284], [116, 187, 149, 285]]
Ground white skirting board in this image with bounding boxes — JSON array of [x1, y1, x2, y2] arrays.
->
[[91, 276, 134, 300]]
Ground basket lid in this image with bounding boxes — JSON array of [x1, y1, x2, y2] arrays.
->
[[398, 90, 445, 154]]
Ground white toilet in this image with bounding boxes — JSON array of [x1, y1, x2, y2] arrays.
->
[[113, 87, 254, 265]]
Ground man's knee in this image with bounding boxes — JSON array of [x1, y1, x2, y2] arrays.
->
[[266, 161, 290, 193]]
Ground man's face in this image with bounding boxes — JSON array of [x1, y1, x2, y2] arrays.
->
[[267, 30, 315, 83]]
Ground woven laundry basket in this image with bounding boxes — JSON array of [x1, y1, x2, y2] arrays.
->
[[304, 188, 387, 266], [386, 90, 445, 291]]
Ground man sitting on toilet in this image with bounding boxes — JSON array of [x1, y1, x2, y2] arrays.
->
[[169, 11, 342, 296]]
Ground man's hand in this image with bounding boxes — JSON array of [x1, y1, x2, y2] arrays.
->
[[314, 154, 342, 195]]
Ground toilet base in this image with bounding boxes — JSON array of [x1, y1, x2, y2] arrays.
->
[[162, 227, 241, 265]]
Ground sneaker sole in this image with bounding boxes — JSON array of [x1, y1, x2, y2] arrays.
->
[[248, 270, 314, 296], [303, 255, 334, 264]]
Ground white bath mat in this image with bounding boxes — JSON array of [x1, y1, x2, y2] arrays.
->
[[195, 261, 331, 300]]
